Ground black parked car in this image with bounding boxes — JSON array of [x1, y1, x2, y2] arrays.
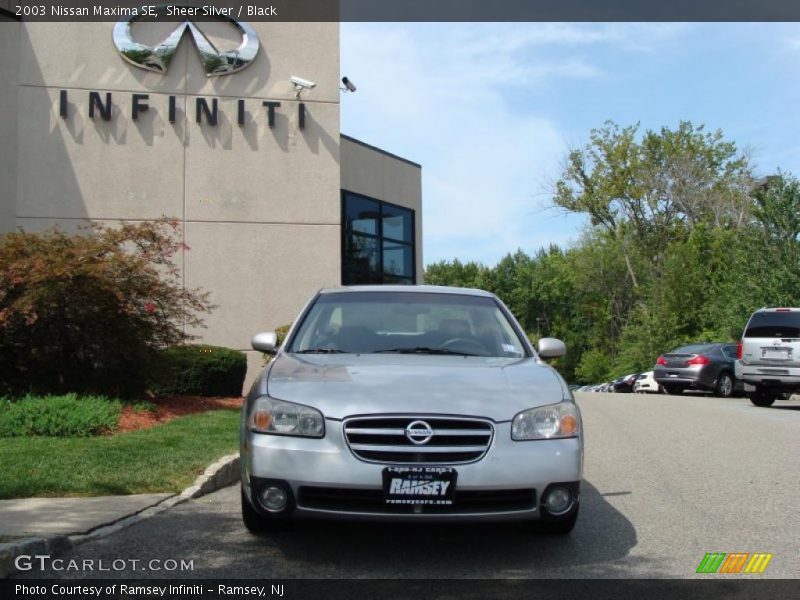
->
[[654, 343, 739, 397], [612, 373, 640, 393]]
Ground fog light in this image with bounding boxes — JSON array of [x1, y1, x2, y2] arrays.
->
[[544, 487, 573, 516], [259, 486, 288, 512]]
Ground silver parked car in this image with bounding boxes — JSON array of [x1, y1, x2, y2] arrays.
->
[[654, 343, 739, 397], [241, 286, 583, 534], [736, 307, 800, 407]]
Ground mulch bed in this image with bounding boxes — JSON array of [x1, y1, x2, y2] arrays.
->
[[117, 395, 243, 433]]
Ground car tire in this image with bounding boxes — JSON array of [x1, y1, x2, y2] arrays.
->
[[749, 390, 776, 407], [241, 488, 290, 534], [663, 385, 683, 396], [714, 372, 735, 398]]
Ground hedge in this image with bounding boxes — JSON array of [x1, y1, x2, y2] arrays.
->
[[148, 344, 246, 397]]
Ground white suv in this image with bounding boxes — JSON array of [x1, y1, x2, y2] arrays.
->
[[736, 308, 800, 407]]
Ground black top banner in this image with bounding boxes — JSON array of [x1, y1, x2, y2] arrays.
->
[[4, 0, 800, 22]]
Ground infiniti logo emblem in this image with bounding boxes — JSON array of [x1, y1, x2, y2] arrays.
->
[[112, 6, 260, 77], [405, 420, 434, 446]]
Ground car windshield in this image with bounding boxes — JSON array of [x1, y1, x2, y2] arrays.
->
[[288, 291, 527, 357]]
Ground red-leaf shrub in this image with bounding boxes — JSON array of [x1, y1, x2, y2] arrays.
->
[[0, 218, 213, 397]]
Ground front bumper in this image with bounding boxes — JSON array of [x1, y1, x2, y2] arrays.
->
[[242, 420, 582, 522]]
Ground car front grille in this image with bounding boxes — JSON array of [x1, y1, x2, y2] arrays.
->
[[343, 416, 494, 464], [297, 486, 536, 514]]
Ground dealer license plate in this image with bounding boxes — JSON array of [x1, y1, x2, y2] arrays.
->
[[382, 466, 457, 506], [762, 348, 791, 360]]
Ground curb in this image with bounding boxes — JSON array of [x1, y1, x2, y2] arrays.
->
[[0, 535, 72, 579], [0, 453, 239, 579], [175, 453, 240, 501]]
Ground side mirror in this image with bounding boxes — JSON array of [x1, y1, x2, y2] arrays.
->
[[251, 331, 278, 354], [537, 337, 566, 359]]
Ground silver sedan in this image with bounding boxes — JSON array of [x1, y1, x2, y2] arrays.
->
[[240, 286, 583, 534]]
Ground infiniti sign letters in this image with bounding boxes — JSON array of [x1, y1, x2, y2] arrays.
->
[[55, 12, 308, 132]]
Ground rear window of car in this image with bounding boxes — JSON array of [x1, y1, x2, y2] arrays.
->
[[745, 312, 800, 338], [672, 344, 714, 354]]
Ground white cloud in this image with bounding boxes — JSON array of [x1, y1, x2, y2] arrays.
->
[[340, 23, 688, 264]]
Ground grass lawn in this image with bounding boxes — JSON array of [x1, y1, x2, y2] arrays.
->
[[0, 409, 240, 499]]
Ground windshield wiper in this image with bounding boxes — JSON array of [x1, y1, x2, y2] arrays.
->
[[295, 348, 348, 354], [374, 346, 478, 356]]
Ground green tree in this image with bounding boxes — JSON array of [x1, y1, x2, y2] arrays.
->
[[0, 218, 213, 397], [750, 172, 800, 302], [424, 259, 486, 289], [575, 348, 613, 384], [425, 122, 798, 387], [554, 120, 753, 286]]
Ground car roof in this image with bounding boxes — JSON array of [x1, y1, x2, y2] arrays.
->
[[318, 285, 496, 298], [754, 307, 800, 313]]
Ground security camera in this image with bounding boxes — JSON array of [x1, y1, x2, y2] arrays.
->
[[290, 76, 316, 90], [341, 76, 357, 93]]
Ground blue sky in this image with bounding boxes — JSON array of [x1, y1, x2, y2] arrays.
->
[[339, 23, 800, 266]]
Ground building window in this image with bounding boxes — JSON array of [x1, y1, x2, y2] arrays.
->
[[342, 191, 415, 285]]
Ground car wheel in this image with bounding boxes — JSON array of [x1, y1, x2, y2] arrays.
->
[[749, 390, 776, 407], [241, 487, 290, 534], [714, 372, 734, 398], [663, 385, 683, 396]]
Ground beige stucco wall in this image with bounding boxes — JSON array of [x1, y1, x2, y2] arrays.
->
[[15, 21, 340, 225], [16, 86, 185, 221], [11, 20, 341, 390], [340, 136, 423, 281], [0, 20, 19, 233], [6, 20, 423, 393]]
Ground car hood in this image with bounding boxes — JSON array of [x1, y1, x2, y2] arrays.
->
[[263, 353, 568, 422]]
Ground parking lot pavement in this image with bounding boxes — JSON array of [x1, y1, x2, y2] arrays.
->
[[0, 494, 172, 537], [16, 393, 800, 579]]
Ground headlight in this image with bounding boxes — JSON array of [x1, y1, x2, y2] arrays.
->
[[249, 396, 325, 438], [511, 402, 580, 440]]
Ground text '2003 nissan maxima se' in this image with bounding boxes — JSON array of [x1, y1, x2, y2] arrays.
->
[[241, 286, 583, 534]]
